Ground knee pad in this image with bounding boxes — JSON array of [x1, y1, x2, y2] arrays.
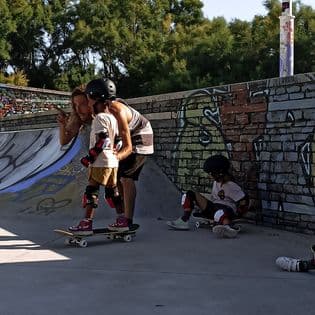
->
[[105, 187, 122, 209], [214, 209, 228, 224], [181, 190, 196, 210], [82, 185, 99, 208]]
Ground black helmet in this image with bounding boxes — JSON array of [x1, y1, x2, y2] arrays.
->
[[85, 78, 116, 101], [203, 155, 230, 174]]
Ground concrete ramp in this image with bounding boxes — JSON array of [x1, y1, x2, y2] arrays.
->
[[0, 128, 81, 193], [1, 129, 315, 315]]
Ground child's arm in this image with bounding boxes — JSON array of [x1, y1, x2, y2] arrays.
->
[[80, 131, 109, 167]]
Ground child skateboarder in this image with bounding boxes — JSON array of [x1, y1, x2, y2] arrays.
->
[[167, 155, 249, 238], [69, 80, 122, 235], [58, 78, 154, 232]]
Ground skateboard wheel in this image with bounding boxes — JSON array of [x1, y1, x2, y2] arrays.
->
[[195, 221, 200, 229], [71, 238, 78, 245], [123, 235, 132, 242], [64, 238, 71, 245], [79, 239, 88, 247], [107, 234, 114, 241]]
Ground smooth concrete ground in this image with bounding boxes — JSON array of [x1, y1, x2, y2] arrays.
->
[[0, 131, 314, 315], [0, 216, 314, 315]]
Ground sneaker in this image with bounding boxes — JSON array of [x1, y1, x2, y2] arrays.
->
[[212, 224, 239, 238], [69, 219, 93, 235], [108, 216, 129, 232], [166, 217, 189, 230], [276, 257, 301, 272]]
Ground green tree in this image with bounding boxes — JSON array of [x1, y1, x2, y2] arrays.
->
[[2, 0, 314, 94], [7, 0, 52, 84], [294, 1, 315, 72], [228, 19, 253, 82], [0, 0, 15, 69], [247, 0, 281, 80]]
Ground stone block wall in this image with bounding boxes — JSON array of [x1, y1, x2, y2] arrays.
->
[[1, 73, 315, 233], [0, 83, 70, 131]]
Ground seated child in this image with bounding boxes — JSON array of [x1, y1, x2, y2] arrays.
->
[[167, 155, 249, 238]]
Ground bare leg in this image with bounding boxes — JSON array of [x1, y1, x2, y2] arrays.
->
[[167, 191, 212, 230], [120, 177, 136, 221], [194, 192, 211, 211], [84, 179, 99, 219], [114, 181, 124, 215], [69, 180, 98, 233], [181, 191, 212, 222], [85, 205, 95, 220]]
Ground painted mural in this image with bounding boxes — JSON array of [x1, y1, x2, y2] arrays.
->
[[254, 78, 315, 216], [172, 88, 231, 193], [0, 127, 88, 216], [0, 75, 315, 230], [171, 74, 315, 223]]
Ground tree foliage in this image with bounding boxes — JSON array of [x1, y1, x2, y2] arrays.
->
[[0, 0, 15, 66], [0, 0, 314, 96]]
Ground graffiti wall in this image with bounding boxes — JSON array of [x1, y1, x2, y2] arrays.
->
[[134, 73, 315, 232], [0, 127, 90, 217]]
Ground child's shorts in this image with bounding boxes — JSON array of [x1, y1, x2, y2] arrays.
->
[[200, 193, 237, 221], [88, 167, 118, 187]]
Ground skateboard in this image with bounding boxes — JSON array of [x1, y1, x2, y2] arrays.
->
[[193, 216, 250, 230], [54, 224, 140, 247], [193, 216, 215, 229]]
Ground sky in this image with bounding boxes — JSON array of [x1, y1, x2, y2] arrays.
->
[[201, 0, 315, 21]]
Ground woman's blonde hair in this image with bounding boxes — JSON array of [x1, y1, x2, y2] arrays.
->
[[65, 85, 88, 134], [71, 85, 87, 111]]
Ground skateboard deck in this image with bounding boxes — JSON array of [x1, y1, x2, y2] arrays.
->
[[193, 216, 215, 229], [54, 224, 139, 247], [193, 216, 251, 230]]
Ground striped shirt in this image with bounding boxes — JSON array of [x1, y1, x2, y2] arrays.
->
[[118, 99, 154, 155]]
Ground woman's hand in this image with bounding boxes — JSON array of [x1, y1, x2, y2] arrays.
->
[[57, 110, 70, 128], [56, 107, 69, 126]]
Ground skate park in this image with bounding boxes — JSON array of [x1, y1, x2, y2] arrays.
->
[[0, 117, 314, 314], [1, 0, 315, 312]]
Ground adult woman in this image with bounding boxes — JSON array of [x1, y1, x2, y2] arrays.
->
[[57, 87, 92, 146]]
